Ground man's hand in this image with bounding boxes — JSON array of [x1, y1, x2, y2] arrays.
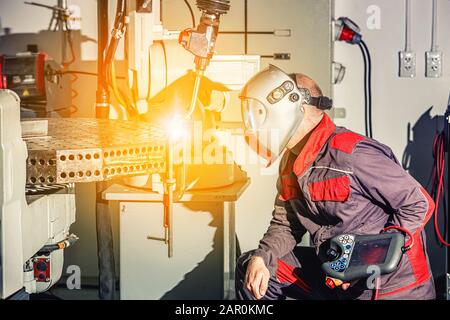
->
[[326, 277, 356, 290], [244, 256, 270, 300], [341, 282, 352, 290]]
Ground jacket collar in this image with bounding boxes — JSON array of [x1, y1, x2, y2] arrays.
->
[[293, 114, 336, 176]]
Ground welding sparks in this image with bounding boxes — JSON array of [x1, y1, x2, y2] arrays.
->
[[165, 115, 187, 141]]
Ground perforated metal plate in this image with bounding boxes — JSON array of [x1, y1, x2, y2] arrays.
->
[[26, 118, 168, 185]]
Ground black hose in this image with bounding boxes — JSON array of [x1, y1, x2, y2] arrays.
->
[[361, 40, 373, 138], [104, 0, 127, 71], [96, 0, 110, 117], [95, 0, 116, 301], [358, 42, 369, 137], [36, 235, 79, 255], [104, 38, 120, 73], [358, 40, 373, 138], [244, 0, 248, 55]]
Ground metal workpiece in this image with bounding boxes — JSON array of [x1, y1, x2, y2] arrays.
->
[[25, 118, 168, 186]]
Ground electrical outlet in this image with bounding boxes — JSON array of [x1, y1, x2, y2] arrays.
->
[[426, 51, 442, 78], [399, 51, 416, 78], [137, 0, 153, 13], [333, 108, 346, 119]]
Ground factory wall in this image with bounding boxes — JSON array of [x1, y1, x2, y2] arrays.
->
[[334, 0, 449, 154], [333, 0, 449, 297], [0, 0, 332, 284]]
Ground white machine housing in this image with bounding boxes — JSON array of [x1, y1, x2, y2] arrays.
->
[[0, 90, 76, 299]]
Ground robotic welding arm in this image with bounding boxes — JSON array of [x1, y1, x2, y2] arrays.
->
[[178, 0, 231, 119], [179, 0, 231, 72]]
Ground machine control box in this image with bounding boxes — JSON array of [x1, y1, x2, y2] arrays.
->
[[0, 52, 47, 101]]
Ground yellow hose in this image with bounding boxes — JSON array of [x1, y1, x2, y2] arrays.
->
[[110, 61, 129, 113]]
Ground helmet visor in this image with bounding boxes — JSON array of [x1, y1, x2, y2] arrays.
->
[[241, 98, 267, 132]]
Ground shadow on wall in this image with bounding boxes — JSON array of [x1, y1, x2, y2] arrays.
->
[[402, 107, 448, 299], [160, 203, 241, 300], [161, 208, 222, 300]]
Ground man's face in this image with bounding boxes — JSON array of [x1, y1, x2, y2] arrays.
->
[[286, 105, 324, 151]]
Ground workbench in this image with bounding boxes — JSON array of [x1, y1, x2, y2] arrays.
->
[[103, 179, 250, 300]]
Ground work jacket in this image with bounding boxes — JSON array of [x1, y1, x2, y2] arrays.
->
[[253, 114, 436, 299]]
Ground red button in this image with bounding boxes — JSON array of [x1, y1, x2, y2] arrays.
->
[[326, 278, 336, 289]]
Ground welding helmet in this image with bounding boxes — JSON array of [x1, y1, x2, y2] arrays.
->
[[240, 65, 333, 165]]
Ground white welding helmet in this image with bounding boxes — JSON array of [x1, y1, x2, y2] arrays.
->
[[240, 65, 332, 165]]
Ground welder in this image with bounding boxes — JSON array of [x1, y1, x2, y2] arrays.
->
[[236, 65, 436, 300]]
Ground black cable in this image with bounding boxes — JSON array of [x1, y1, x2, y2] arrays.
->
[[357, 40, 373, 138], [62, 70, 96, 76], [104, 0, 127, 74], [59, 71, 126, 79], [358, 42, 369, 137], [96, 0, 110, 118], [63, 26, 76, 67], [48, 105, 79, 115], [244, 0, 248, 55], [219, 31, 276, 35], [103, 0, 139, 118], [106, 64, 137, 116], [161, 41, 169, 89], [21, 103, 78, 116], [184, 0, 196, 28], [361, 40, 373, 138]]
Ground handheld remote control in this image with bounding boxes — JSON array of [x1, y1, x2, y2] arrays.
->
[[322, 232, 405, 282]]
